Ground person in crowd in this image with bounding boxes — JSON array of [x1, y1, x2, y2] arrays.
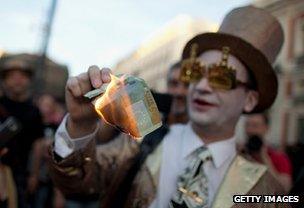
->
[[0, 54, 44, 208], [245, 113, 293, 192], [27, 94, 66, 208], [49, 6, 290, 208], [166, 61, 189, 125], [37, 94, 65, 130]]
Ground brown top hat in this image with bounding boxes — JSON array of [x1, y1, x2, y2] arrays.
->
[[182, 6, 284, 113]]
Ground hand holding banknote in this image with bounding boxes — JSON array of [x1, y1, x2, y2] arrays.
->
[[65, 66, 112, 138], [65, 65, 161, 139], [84, 74, 162, 138]]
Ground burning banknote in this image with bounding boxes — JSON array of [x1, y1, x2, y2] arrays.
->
[[84, 74, 162, 138]]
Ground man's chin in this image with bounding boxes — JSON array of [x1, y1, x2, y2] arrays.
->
[[189, 111, 216, 125]]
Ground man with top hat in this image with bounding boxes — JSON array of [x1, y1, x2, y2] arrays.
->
[[0, 54, 44, 208], [49, 5, 291, 208]]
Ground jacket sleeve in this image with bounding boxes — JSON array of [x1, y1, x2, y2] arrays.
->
[[48, 131, 140, 198]]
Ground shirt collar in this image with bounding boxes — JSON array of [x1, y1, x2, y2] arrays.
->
[[181, 123, 236, 169]]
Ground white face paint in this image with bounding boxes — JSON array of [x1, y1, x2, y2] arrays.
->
[[187, 50, 252, 130]]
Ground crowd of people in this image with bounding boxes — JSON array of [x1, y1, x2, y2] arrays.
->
[[0, 54, 66, 208], [0, 4, 303, 208]]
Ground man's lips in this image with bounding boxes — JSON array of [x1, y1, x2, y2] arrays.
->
[[191, 98, 218, 110]]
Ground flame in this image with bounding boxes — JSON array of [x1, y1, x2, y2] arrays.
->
[[93, 74, 120, 119], [93, 74, 140, 138]]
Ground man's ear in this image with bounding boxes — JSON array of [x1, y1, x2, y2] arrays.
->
[[243, 90, 259, 113]]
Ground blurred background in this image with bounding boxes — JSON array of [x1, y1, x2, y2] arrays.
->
[[1, 0, 304, 149]]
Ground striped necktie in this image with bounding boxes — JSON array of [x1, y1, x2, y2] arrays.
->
[[169, 146, 212, 208]]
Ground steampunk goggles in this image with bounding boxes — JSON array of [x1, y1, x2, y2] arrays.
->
[[180, 44, 250, 91]]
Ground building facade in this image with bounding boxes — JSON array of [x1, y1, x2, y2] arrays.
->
[[114, 15, 217, 92], [113, 4, 304, 148], [254, 0, 304, 148]]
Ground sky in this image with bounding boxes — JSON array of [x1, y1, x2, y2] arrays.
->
[[0, 0, 251, 76]]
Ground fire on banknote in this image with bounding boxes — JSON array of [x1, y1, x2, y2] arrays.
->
[[84, 74, 162, 139]]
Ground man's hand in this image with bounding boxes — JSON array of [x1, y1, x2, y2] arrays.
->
[[65, 66, 112, 138]]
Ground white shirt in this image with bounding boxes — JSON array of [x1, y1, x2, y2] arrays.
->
[[150, 124, 236, 208], [54, 115, 236, 208], [54, 115, 99, 158]]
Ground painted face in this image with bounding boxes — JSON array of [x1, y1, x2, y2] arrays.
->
[[187, 50, 256, 129], [167, 67, 188, 115]]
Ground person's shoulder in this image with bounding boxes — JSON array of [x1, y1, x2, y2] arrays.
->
[[236, 154, 286, 194], [268, 146, 290, 161], [267, 146, 292, 175], [235, 154, 267, 171]]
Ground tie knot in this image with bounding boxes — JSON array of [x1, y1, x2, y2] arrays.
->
[[194, 146, 212, 162]]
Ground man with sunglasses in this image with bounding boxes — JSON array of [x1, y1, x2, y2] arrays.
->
[[49, 6, 291, 208]]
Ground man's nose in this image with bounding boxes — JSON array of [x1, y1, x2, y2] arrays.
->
[[194, 77, 213, 93]]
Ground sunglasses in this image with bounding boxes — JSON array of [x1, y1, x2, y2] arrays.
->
[[180, 45, 250, 91]]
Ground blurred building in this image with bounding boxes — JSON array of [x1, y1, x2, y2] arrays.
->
[[114, 15, 217, 92], [253, 0, 304, 148], [0, 49, 4, 57], [0, 53, 69, 101]]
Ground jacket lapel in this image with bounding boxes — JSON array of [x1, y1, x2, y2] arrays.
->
[[145, 140, 163, 188], [212, 155, 267, 208]]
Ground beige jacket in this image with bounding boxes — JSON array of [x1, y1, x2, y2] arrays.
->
[[49, 133, 290, 208]]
